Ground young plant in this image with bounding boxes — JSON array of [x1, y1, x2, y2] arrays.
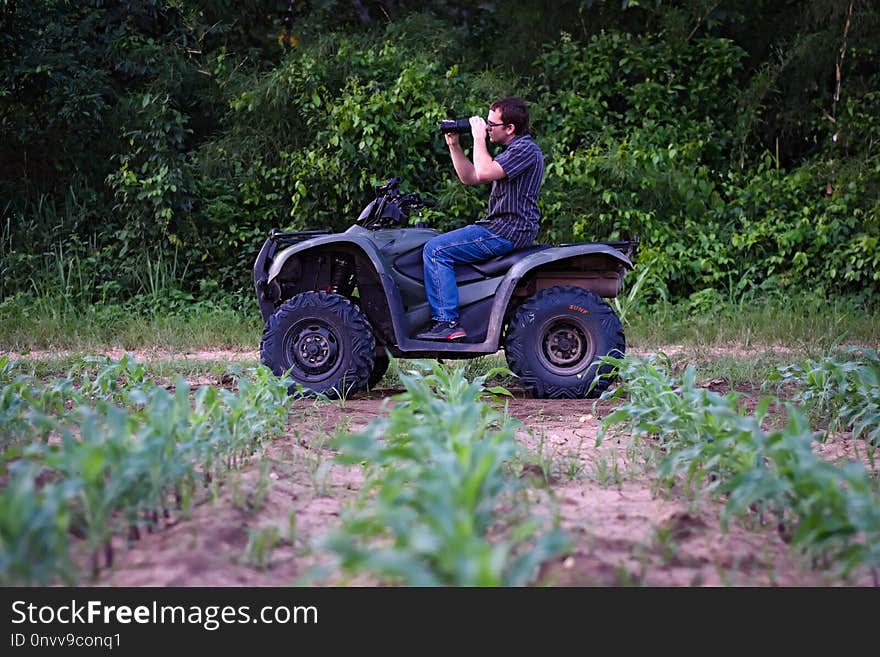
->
[[321, 359, 569, 586], [775, 348, 880, 450], [0, 357, 294, 584], [599, 354, 880, 581]]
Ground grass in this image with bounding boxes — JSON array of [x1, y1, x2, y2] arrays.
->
[[2, 294, 878, 390], [0, 296, 261, 353], [6, 356, 260, 382], [384, 353, 512, 388], [627, 295, 880, 351], [667, 353, 797, 388]]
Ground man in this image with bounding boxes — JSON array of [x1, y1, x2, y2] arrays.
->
[[416, 96, 545, 341]]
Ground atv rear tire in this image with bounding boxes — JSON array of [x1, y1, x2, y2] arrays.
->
[[504, 286, 625, 399], [261, 291, 375, 398]]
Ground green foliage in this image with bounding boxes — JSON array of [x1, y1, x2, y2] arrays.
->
[[106, 92, 194, 247], [722, 160, 880, 299], [206, 17, 506, 233], [535, 30, 743, 295], [535, 31, 746, 150], [2, 3, 879, 306], [533, 25, 878, 301]]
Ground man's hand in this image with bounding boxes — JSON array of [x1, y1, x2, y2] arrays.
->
[[469, 115, 504, 183], [444, 131, 460, 148], [470, 116, 487, 141]]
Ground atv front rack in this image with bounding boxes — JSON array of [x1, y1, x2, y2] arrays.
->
[[269, 228, 335, 246]]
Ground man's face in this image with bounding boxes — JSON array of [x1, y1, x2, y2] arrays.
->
[[486, 108, 514, 145]]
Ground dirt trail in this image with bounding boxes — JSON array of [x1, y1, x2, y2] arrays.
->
[[1, 342, 815, 364]]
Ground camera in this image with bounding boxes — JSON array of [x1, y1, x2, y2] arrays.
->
[[439, 118, 472, 134]]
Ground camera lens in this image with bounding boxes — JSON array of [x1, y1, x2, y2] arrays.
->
[[439, 118, 472, 134]]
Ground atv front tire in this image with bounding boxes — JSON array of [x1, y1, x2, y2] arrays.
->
[[504, 286, 625, 399], [368, 353, 390, 389], [261, 291, 376, 398]]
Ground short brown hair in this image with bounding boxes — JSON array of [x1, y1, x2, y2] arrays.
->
[[491, 97, 530, 135]]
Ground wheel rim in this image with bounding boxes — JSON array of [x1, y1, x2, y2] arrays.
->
[[537, 318, 594, 376], [285, 320, 341, 380]]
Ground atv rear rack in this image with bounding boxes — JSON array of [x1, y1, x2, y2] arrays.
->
[[557, 238, 639, 260]]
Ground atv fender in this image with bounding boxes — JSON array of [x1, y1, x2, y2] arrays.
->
[[256, 231, 415, 347], [393, 241, 634, 355], [505, 242, 634, 298], [263, 233, 384, 286], [474, 242, 635, 349]]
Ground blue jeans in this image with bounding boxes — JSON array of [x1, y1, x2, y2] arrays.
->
[[422, 224, 515, 322]]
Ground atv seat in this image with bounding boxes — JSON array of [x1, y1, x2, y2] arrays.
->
[[393, 243, 552, 283], [471, 244, 552, 277]]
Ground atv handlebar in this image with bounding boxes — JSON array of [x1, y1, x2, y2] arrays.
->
[[398, 192, 436, 211], [358, 176, 437, 230]]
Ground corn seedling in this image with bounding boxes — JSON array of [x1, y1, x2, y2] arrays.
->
[[775, 348, 880, 458], [599, 354, 880, 581], [563, 445, 586, 482], [320, 359, 569, 586], [611, 263, 655, 326], [243, 525, 281, 571], [0, 356, 294, 584]]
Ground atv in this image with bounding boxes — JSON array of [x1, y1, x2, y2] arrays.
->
[[253, 176, 637, 399]]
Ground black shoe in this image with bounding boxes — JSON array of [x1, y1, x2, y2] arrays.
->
[[415, 320, 466, 341]]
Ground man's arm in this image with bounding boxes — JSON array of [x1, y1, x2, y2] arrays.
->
[[446, 135, 480, 185], [444, 118, 506, 186]]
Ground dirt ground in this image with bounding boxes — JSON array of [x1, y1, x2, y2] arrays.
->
[[53, 346, 874, 588]]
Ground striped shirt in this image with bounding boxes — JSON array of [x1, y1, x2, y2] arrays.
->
[[477, 135, 544, 248]]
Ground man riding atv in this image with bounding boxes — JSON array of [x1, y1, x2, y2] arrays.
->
[[418, 96, 543, 342], [253, 101, 636, 400]]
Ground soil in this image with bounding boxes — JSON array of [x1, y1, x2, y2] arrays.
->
[[7, 346, 877, 587]]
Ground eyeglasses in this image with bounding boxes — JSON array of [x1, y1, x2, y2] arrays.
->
[[486, 120, 509, 129]]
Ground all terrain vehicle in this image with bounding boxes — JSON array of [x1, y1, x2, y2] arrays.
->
[[253, 176, 637, 399]]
